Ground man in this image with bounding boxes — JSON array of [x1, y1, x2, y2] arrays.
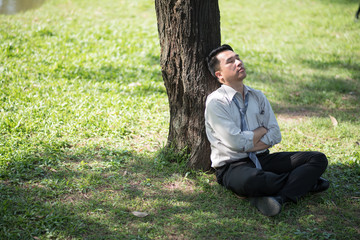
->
[[205, 44, 329, 216]]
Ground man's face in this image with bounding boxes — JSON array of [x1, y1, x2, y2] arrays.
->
[[215, 50, 246, 85]]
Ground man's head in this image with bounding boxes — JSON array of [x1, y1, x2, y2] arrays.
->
[[206, 44, 234, 79], [206, 44, 246, 85]]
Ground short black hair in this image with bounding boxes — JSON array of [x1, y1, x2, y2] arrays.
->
[[206, 44, 234, 78]]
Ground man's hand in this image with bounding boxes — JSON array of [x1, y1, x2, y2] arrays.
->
[[248, 141, 270, 152], [253, 127, 267, 144], [248, 127, 270, 152]]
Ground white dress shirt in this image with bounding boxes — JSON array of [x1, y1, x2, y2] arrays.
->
[[205, 84, 281, 168]]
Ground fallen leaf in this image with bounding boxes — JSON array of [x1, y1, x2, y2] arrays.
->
[[131, 211, 148, 218], [329, 115, 338, 127]]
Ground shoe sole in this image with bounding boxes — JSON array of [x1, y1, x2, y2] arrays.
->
[[310, 179, 330, 193], [250, 197, 282, 217]]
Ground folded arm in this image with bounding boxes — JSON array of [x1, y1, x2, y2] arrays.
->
[[206, 99, 255, 152], [247, 127, 270, 152], [257, 93, 282, 147]]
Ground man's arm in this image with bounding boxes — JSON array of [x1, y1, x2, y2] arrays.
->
[[247, 127, 270, 152], [257, 92, 282, 147], [205, 98, 255, 152]]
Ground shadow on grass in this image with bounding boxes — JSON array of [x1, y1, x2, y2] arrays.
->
[[316, 0, 360, 6], [56, 53, 165, 96], [247, 57, 359, 123], [0, 183, 117, 238], [301, 57, 360, 75], [1, 143, 359, 239]]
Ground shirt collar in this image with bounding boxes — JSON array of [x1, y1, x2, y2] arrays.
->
[[221, 84, 251, 102]]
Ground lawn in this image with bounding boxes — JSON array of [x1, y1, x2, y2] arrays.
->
[[1, 0, 359, 239]]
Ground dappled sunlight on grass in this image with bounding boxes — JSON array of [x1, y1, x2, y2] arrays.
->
[[1, 0, 359, 238]]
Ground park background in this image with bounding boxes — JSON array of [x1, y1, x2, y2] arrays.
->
[[1, 0, 359, 239]]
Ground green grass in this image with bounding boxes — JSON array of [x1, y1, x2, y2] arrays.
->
[[1, 0, 359, 239]]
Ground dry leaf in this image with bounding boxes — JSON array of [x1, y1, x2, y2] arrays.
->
[[329, 115, 338, 127], [131, 211, 148, 218]]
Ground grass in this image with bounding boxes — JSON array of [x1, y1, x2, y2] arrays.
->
[[0, 0, 359, 239]]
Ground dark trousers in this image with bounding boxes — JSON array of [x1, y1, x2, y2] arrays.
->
[[216, 150, 328, 203]]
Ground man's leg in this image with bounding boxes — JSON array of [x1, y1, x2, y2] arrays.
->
[[220, 160, 290, 216], [221, 160, 289, 197], [260, 151, 328, 202], [218, 151, 328, 216]]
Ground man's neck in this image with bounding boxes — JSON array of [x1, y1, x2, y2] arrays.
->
[[225, 82, 245, 99]]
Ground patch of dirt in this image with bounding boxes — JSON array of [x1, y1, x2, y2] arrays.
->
[[277, 110, 319, 123], [163, 179, 196, 194]]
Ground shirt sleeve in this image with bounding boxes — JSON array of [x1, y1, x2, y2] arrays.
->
[[205, 98, 255, 152], [258, 93, 282, 147]]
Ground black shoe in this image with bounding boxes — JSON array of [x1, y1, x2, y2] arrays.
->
[[310, 177, 330, 193], [250, 196, 282, 217]]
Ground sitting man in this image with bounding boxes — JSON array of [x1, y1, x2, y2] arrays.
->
[[205, 44, 329, 216]]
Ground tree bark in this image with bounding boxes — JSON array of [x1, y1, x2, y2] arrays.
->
[[155, 0, 221, 170]]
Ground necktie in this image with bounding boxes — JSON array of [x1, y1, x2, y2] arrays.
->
[[233, 94, 262, 169]]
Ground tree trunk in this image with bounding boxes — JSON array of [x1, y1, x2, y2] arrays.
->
[[155, 0, 221, 170]]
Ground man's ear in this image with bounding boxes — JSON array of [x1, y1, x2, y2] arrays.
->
[[215, 71, 224, 84]]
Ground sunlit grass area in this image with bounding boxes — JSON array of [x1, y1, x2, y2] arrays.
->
[[1, 0, 359, 239]]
